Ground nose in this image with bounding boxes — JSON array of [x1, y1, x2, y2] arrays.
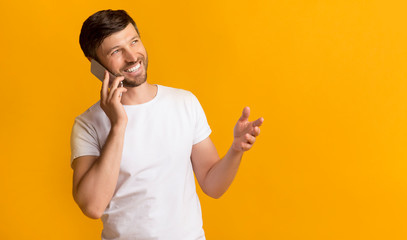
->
[[123, 48, 138, 63]]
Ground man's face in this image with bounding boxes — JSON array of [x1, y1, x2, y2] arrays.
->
[[96, 23, 148, 87]]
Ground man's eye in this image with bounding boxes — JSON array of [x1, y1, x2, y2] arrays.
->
[[111, 50, 119, 55], [131, 40, 138, 45]]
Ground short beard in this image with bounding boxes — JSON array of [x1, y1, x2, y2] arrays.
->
[[122, 72, 147, 87]]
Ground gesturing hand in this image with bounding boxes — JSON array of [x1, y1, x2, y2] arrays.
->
[[232, 107, 264, 152], [100, 70, 128, 127]]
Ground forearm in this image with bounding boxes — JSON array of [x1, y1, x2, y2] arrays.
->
[[74, 125, 126, 218], [192, 107, 263, 199], [203, 146, 244, 199]]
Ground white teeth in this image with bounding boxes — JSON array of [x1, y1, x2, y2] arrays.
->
[[125, 63, 141, 73]]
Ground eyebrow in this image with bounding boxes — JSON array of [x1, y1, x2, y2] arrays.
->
[[106, 35, 140, 55]]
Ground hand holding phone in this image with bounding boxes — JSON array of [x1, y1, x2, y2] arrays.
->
[[96, 59, 128, 126]]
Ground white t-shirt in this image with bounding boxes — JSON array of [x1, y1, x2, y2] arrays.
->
[[70, 85, 211, 240]]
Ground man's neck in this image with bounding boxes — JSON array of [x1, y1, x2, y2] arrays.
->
[[120, 82, 157, 105]]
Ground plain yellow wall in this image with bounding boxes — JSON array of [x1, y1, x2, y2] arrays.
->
[[1, 0, 407, 239]]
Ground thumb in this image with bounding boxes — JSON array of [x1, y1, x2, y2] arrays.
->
[[239, 106, 250, 122]]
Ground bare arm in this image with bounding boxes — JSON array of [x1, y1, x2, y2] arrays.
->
[[72, 72, 127, 219], [191, 107, 264, 199]]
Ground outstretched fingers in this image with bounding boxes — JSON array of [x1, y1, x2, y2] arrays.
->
[[239, 106, 251, 122], [251, 117, 264, 136], [233, 106, 264, 152], [252, 117, 264, 127]]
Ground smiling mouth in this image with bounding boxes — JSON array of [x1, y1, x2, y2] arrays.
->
[[124, 61, 141, 73]]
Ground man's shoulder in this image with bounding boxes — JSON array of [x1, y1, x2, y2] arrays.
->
[[74, 100, 105, 123], [158, 85, 196, 100]]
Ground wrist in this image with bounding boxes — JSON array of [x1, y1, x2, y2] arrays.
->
[[111, 120, 127, 133]]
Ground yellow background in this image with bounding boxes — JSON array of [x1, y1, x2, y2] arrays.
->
[[1, 0, 406, 239]]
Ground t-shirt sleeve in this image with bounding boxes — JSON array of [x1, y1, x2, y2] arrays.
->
[[70, 116, 100, 167], [190, 93, 212, 145]]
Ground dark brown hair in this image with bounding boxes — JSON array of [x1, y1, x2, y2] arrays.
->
[[79, 9, 140, 60]]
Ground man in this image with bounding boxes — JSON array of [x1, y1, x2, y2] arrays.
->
[[71, 9, 264, 240]]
